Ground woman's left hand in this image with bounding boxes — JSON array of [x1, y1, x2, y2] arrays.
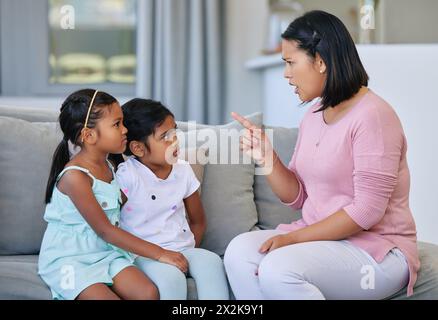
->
[[259, 233, 295, 253]]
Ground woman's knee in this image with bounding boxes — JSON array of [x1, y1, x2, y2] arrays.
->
[[224, 232, 257, 267], [258, 250, 305, 289], [258, 254, 281, 284]]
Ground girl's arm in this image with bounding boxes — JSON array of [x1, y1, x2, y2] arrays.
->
[[183, 191, 206, 247], [58, 170, 166, 260]]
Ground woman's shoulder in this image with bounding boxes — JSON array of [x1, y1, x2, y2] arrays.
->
[[346, 90, 406, 146], [354, 90, 402, 127]]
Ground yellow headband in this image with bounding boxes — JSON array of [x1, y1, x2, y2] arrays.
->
[[83, 90, 99, 129]]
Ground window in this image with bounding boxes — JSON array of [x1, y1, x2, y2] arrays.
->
[[0, 0, 142, 96], [48, 0, 137, 85]]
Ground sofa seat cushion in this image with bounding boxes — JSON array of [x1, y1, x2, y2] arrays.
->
[[0, 255, 51, 299], [0, 244, 437, 300], [388, 241, 438, 300], [0, 255, 202, 300]]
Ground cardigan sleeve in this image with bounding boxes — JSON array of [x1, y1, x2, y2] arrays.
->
[[343, 105, 404, 230]]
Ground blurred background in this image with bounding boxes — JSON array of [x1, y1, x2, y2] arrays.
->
[[0, 0, 437, 244], [1, 0, 437, 123]]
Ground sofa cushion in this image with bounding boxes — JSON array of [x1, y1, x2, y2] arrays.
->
[[0, 255, 51, 299], [0, 117, 62, 255], [0, 106, 59, 123], [254, 125, 302, 230], [387, 241, 438, 300], [0, 255, 203, 300], [1, 243, 437, 300], [178, 113, 262, 256]]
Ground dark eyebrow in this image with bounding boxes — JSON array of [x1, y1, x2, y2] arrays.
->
[[113, 117, 122, 123], [159, 124, 177, 138]]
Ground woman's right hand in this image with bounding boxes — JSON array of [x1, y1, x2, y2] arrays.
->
[[231, 112, 277, 169], [158, 249, 189, 273]]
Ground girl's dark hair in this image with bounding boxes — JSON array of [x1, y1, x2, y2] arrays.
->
[[45, 89, 117, 203], [281, 10, 369, 111], [120, 98, 174, 156]]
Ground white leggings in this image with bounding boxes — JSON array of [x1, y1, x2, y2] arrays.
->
[[224, 230, 409, 300]]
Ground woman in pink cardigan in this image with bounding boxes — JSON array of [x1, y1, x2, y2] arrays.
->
[[224, 10, 419, 299]]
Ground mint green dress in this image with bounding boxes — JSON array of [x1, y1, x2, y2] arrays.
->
[[38, 161, 135, 300]]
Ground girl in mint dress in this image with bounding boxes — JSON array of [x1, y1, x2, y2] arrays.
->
[[38, 89, 168, 300]]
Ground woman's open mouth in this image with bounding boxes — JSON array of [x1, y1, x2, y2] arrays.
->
[[290, 83, 299, 95]]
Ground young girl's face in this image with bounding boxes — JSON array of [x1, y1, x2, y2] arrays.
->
[[94, 103, 128, 154], [142, 115, 179, 166]]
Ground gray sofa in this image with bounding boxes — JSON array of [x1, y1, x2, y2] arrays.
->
[[1, 105, 437, 300]]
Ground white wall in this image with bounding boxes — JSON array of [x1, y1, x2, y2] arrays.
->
[[358, 45, 438, 245], [224, 0, 267, 121], [382, 0, 438, 43]]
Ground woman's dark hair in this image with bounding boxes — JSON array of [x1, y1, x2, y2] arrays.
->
[[121, 98, 174, 156], [281, 10, 369, 111], [45, 89, 117, 203]]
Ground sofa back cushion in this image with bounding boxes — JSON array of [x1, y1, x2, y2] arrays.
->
[[179, 113, 262, 256], [253, 125, 302, 230], [0, 106, 59, 123], [0, 112, 263, 257], [0, 117, 61, 254]]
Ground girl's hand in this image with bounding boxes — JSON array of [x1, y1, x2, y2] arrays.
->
[[259, 234, 294, 254], [158, 249, 189, 273], [231, 112, 275, 168]]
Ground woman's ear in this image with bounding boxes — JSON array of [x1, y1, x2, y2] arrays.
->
[[129, 141, 146, 158], [315, 53, 327, 74]]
